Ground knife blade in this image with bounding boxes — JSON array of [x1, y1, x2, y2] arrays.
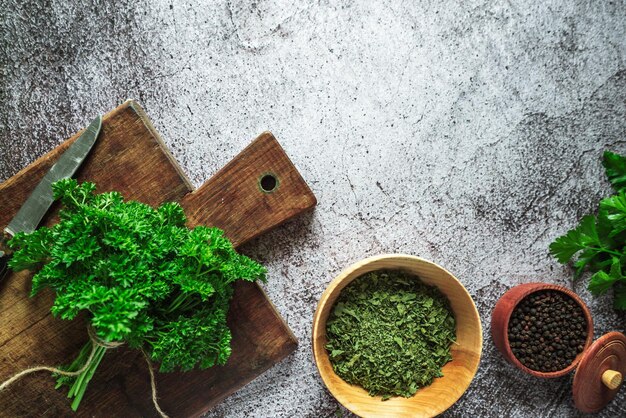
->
[[0, 115, 102, 282]]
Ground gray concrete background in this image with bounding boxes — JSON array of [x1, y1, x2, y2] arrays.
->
[[1, 1, 625, 417]]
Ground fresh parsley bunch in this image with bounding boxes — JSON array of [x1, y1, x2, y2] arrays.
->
[[8, 179, 266, 410], [550, 151, 626, 310]]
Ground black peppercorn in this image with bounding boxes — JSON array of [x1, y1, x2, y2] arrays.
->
[[507, 290, 587, 372]]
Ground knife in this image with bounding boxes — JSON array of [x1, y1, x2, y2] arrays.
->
[[0, 116, 102, 282]]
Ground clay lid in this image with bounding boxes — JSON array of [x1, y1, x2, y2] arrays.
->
[[573, 331, 626, 413]]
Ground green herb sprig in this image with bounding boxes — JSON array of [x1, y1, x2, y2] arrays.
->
[[8, 179, 266, 410], [550, 151, 626, 309], [325, 270, 456, 400]]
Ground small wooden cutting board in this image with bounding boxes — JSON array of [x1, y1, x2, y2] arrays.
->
[[0, 100, 316, 417]]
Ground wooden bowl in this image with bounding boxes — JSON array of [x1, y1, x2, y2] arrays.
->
[[491, 283, 594, 378], [312, 254, 483, 418]]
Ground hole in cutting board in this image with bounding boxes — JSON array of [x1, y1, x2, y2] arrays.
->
[[259, 173, 278, 193]]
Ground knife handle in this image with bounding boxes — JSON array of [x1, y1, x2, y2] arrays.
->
[[0, 232, 12, 283]]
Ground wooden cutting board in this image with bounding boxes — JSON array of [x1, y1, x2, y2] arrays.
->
[[0, 100, 316, 417]]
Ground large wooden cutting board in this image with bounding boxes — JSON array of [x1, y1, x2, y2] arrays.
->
[[0, 100, 316, 417]]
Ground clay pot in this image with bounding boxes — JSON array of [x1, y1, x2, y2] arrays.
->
[[491, 283, 594, 378]]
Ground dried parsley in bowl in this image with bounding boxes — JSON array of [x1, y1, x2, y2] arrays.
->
[[325, 270, 456, 400]]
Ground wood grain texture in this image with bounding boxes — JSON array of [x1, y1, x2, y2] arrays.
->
[[572, 331, 626, 413], [312, 254, 482, 418], [490, 283, 594, 379], [0, 100, 315, 417], [180, 132, 317, 245]]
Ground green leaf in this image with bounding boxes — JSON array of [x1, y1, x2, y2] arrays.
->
[[614, 284, 626, 310], [610, 256, 622, 277], [596, 208, 615, 244], [324, 270, 455, 400], [393, 336, 404, 348], [330, 349, 344, 358], [599, 191, 626, 237], [603, 151, 626, 192], [549, 151, 626, 310], [549, 215, 600, 263], [7, 180, 268, 409], [588, 270, 618, 295]]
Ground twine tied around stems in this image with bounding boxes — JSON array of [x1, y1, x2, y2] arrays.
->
[[87, 325, 124, 349], [0, 326, 169, 418]]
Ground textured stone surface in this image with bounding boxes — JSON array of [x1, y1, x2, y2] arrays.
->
[[1, 1, 626, 417]]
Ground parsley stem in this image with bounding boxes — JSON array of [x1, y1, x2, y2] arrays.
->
[[601, 247, 623, 257], [166, 291, 189, 313], [70, 345, 107, 411], [57, 340, 109, 411]]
